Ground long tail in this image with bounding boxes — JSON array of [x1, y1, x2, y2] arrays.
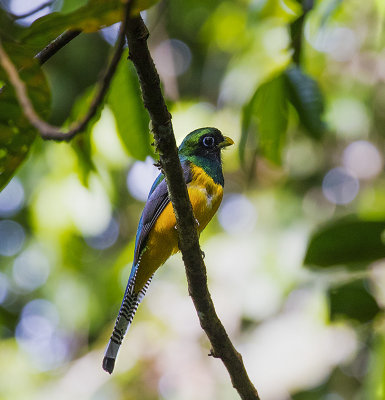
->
[[102, 269, 153, 374]]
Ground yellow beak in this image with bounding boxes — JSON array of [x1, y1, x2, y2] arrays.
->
[[218, 136, 234, 148]]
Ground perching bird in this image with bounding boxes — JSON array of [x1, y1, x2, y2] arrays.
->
[[103, 127, 234, 374]]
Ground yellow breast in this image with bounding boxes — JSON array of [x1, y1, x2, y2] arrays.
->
[[133, 165, 223, 292], [187, 165, 223, 232]]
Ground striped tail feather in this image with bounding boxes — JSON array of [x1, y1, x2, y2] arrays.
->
[[102, 270, 153, 374]]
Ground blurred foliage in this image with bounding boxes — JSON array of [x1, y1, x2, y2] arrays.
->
[[240, 65, 325, 165], [284, 66, 326, 139], [305, 218, 385, 267], [328, 279, 380, 323], [107, 51, 154, 161], [0, 8, 50, 189], [241, 72, 288, 165], [19, 0, 159, 47], [1, 0, 385, 399]]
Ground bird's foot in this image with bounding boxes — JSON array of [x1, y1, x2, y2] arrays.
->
[[208, 349, 219, 358], [201, 250, 205, 259], [153, 160, 163, 171], [175, 218, 199, 230]]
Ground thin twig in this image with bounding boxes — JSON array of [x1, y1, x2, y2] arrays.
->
[[126, 15, 260, 400], [8, 0, 53, 20], [0, 3, 130, 141], [35, 29, 82, 65], [290, 0, 314, 65]]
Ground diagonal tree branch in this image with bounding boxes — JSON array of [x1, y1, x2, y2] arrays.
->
[[35, 29, 81, 65], [125, 15, 260, 400], [0, 3, 131, 141]]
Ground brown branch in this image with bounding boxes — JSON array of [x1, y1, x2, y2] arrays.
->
[[35, 29, 82, 65], [125, 15, 260, 400], [0, 4, 131, 141]]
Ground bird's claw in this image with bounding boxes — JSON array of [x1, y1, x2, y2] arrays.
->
[[175, 218, 199, 231], [208, 349, 219, 358], [153, 160, 162, 171]]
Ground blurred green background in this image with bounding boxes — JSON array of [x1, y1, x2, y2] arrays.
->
[[1, 0, 385, 399]]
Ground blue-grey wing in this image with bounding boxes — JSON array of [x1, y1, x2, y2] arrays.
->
[[132, 161, 192, 265]]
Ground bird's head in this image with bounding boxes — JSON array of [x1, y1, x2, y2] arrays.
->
[[178, 127, 234, 161]]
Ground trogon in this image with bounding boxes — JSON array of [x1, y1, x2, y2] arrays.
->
[[103, 127, 234, 373]]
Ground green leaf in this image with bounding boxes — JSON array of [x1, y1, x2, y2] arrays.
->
[[60, 0, 89, 14], [304, 217, 385, 267], [328, 279, 380, 323], [108, 51, 153, 161], [284, 66, 326, 139], [239, 90, 258, 166], [72, 131, 96, 186], [21, 0, 122, 47], [258, 0, 303, 23], [20, 0, 160, 49], [0, 40, 51, 190], [0, 7, 25, 44], [69, 87, 100, 185], [363, 332, 385, 399], [242, 73, 288, 165], [319, 0, 343, 26]]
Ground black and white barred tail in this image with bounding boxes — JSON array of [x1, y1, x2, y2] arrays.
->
[[102, 271, 153, 374]]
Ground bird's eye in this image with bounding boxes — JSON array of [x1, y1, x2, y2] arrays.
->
[[203, 136, 215, 147]]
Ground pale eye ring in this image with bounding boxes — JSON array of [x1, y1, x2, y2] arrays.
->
[[203, 136, 215, 147]]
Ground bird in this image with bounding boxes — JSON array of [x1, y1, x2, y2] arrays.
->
[[102, 127, 234, 374]]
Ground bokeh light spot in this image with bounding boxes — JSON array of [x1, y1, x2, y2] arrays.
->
[[0, 272, 9, 304], [16, 299, 68, 371], [311, 26, 357, 62], [322, 167, 359, 205], [20, 299, 59, 327], [126, 157, 159, 202], [8, 0, 51, 25], [100, 22, 120, 45], [67, 175, 112, 236], [303, 187, 335, 221], [92, 107, 129, 167], [213, 7, 246, 52], [85, 217, 120, 249], [218, 194, 257, 234], [13, 247, 50, 292], [0, 220, 25, 256], [153, 39, 192, 77], [262, 26, 290, 57], [0, 178, 24, 217], [342, 141, 383, 180], [326, 98, 369, 139], [285, 139, 322, 178]]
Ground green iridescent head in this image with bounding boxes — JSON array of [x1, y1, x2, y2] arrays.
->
[[178, 127, 233, 160], [178, 127, 234, 185]]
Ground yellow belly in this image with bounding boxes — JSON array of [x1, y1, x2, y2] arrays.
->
[[133, 166, 223, 292]]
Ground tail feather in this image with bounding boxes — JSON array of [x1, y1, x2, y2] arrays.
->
[[102, 272, 153, 374]]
